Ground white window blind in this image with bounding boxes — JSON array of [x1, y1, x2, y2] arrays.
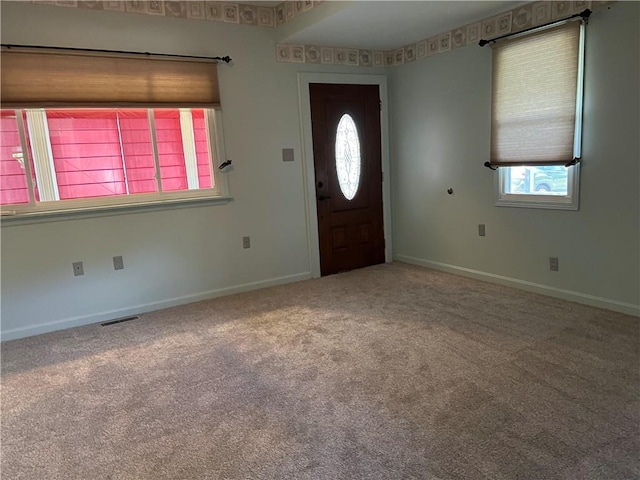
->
[[490, 21, 584, 167]]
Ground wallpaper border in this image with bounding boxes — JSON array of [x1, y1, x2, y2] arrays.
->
[[28, 0, 327, 28], [276, 0, 615, 67], [25, 0, 617, 68]]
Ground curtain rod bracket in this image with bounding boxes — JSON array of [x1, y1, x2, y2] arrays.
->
[[484, 162, 498, 171], [219, 160, 233, 170], [565, 158, 581, 167]]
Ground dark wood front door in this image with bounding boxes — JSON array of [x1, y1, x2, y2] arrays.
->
[[310, 83, 385, 276]]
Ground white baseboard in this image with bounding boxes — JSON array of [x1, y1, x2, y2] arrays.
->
[[395, 255, 640, 317], [1, 272, 312, 342]]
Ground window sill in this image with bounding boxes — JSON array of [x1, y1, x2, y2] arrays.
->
[[0, 195, 233, 227], [495, 200, 579, 211], [495, 196, 579, 211]]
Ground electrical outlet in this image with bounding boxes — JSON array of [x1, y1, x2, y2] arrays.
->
[[282, 148, 294, 162], [243, 236, 251, 249], [478, 224, 486, 237], [72, 261, 84, 276], [550, 257, 559, 271], [113, 256, 124, 270]]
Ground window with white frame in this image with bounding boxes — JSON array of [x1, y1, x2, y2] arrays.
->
[[0, 48, 227, 217], [0, 108, 224, 213], [489, 19, 585, 210]]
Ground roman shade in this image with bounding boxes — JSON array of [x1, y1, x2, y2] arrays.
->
[[0, 48, 220, 107], [489, 21, 583, 167]]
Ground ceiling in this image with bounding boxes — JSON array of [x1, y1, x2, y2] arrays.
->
[[282, 1, 527, 50]]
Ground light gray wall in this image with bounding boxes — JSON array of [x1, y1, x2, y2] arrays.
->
[[389, 2, 639, 313], [0, 2, 384, 339]]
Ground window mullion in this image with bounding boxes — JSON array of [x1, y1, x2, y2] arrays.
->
[[147, 110, 163, 194], [25, 110, 59, 201], [115, 113, 130, 195], [15, 110, 36, 205], [179, 109, 200, 190]]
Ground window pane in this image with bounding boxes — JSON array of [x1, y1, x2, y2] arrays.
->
[[154, 110, 187, 192], [335, 113, 361, 201], [0, 111, 31, 205], [47, 110, 126, 199], [505, 165, 569, 196], [2, 107, 219, 213], [118, 110, 157, 194], [192, 109, 213, 189]]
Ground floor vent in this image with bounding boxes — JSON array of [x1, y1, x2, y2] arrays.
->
[[100, 315, 139, 327]]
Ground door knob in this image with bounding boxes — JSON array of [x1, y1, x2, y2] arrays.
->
[[318, 195, 332, 201]]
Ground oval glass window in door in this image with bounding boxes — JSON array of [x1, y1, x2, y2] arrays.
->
[[335, 113, 361, 201]]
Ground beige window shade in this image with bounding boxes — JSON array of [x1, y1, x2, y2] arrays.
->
[[1, 49, 220, 107], [490, 21, 582, 167]]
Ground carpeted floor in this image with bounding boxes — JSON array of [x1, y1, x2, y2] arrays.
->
[[1, 262, 638, 479]]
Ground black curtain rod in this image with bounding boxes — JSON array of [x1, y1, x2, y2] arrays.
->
[[484, 158, 580, 170], [479, 9, 591, 47], [1, 43, 231, 63]]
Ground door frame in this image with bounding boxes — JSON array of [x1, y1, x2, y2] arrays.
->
[[297, 72, 392, 278]]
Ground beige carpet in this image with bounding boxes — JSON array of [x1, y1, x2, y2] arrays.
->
[[2, 262, 638, 479]]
